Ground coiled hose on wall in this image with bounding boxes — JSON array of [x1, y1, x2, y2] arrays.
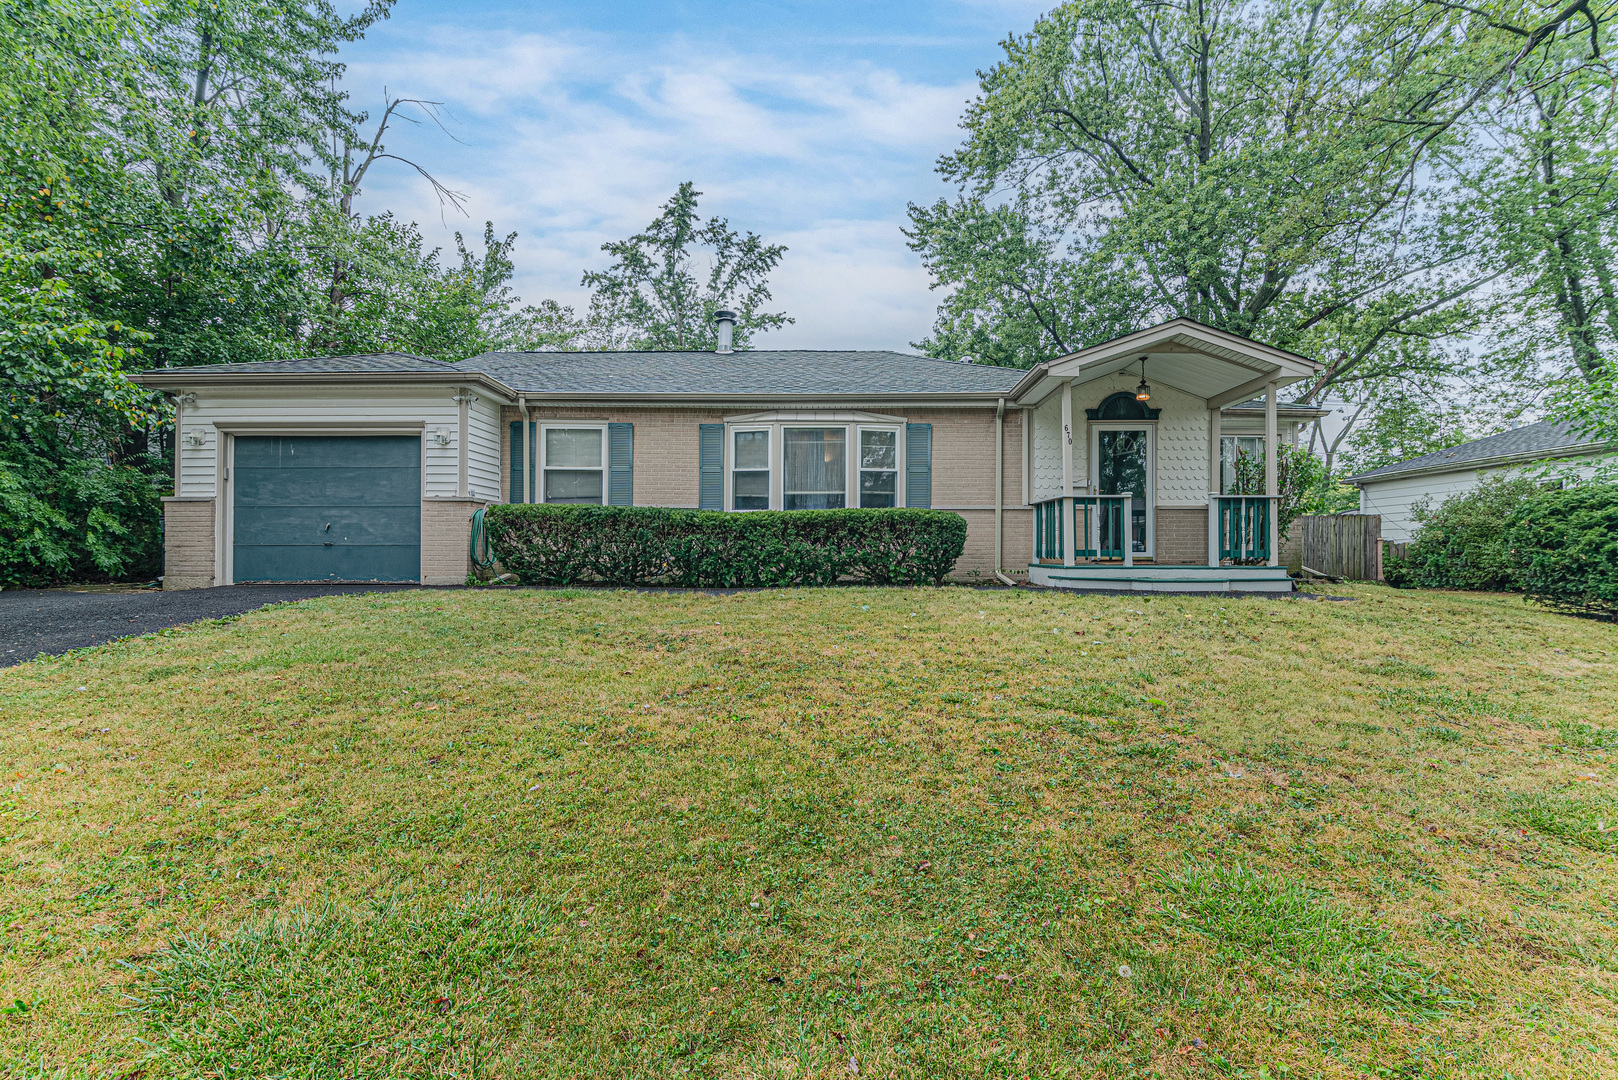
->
[[469, 506, 497, 573]]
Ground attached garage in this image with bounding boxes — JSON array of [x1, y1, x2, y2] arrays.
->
[[232, 435, 423, 583]]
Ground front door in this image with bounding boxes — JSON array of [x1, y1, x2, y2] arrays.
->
[[1093, 427, 1153, 558]]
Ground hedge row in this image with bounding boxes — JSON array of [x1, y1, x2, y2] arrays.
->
[[1386, 476, 1618, 620], [481, 505, 969, 587]]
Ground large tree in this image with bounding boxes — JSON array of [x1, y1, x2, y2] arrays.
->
[[908, 0, 1616, 440], [581, 183, 791, 350]]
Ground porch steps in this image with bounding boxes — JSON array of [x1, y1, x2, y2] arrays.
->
[[1026, 563, 1294, 594]]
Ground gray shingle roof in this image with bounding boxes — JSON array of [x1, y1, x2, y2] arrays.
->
[[1347, 421, 1607, 482], [457, 350, 1027, 396], [141, 352, 453, 375]]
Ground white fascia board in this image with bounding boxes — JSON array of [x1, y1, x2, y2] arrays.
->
[[133, 370, 519, 404]]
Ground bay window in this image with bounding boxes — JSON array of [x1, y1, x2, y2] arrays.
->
[[858, 429, 898, 507], [732, 429, 770, 510], [784, 428, 846, 509]]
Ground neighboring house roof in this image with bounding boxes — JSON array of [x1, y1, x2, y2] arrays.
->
[[1346, 421, 1609, 484], [459, 349, 1027, 397]]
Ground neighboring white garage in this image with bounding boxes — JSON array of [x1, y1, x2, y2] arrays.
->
[[135, 354, 512, 588], [1347, 421, 1615, 542]]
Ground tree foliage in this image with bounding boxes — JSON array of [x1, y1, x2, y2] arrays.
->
[[581, 183, 791, 351], [909, 0, 1617, 459]]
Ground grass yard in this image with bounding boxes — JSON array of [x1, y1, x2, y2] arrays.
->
[[1, 583, 1616, 1078]]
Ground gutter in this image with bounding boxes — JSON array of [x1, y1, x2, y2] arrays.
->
[[132, 369, 520, 404]]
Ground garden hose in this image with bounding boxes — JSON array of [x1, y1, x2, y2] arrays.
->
[[470, 506, 497, 572]]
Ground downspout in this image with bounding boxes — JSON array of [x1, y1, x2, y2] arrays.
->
[[994, 398, 1015, 587], [171, 393, 185, 495], [517, 394, 528, 503]]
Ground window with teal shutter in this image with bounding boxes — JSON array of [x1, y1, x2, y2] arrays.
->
[[905, 423, 932, 508], [699, 424, 724, 509], [608, 423, 633, 506]]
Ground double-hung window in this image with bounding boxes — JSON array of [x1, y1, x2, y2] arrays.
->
[[542, 426, 605, 504], [731, 429, 770, 510], [1219, 435, 1265, 494], [784, 428, 847, 509], [857, 429, 898, 507]]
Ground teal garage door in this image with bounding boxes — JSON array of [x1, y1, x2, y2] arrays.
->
[[233, 435, 421, 582]]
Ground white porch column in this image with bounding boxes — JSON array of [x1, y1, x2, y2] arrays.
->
[[1208, 406, 1221, 496], [1264, 381, 1279, 566], [1061, 380, 1076, 566]]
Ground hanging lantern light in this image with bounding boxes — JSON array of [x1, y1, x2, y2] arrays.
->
[[1134, 357, 1151, 402]]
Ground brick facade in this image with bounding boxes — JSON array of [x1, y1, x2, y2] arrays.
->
[[1154, 507, 1209, 564], [422, 498, 486, 585], [161, 497, 216, 590], [500, 404, 1030, 579]]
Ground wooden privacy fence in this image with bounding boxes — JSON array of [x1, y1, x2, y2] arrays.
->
[[1282, 513, 1383, 581]]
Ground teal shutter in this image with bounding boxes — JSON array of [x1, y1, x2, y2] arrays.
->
[[608, 423, 633, 506], [509, 421, 537, 502], [905, 423, 932, 508], [698, 424, 724, 510]]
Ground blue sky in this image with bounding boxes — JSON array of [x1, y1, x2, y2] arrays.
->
[[338, 0, 1050, 351]]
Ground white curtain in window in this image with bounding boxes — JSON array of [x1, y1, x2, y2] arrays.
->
[[784, 428, 846, 509], [546, 428, 602, 469], [732, 430, 770, 510]]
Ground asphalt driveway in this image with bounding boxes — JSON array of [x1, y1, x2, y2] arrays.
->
[[0, 583, 426, 667]]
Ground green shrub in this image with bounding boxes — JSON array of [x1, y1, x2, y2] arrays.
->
[[1503, 483, 1618, 620], [482, 505, 968, 587], [0, 448, 164, 587], [1388, 474, 1540, 591]]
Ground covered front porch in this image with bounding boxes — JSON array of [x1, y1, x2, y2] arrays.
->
[[1004, 320, 1322, 594]]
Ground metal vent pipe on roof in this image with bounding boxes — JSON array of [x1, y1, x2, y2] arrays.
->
[[714, 308, 736, 354]]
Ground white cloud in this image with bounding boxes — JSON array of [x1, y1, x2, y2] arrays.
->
[[339, 24, 978, 351]]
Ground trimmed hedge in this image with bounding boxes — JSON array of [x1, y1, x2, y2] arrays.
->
[[1503, 484, 1618, 621], [482, 505, 969, 587]]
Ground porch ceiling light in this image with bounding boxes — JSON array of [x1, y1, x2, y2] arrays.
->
[[1134, 357, 1151, 402]]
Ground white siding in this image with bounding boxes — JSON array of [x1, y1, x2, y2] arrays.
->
[[1361, 454, 1614, 541], [1031, 393, 1065, 502], [466, 395, 502, 501], [1067, 372, 1211, 507], [175, 385, 503, 499]]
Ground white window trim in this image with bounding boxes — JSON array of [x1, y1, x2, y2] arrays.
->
[[539, 422, 608, 506], [728, 426, 772, 512], [1219, 434, 1266, 495], [854, 424, 903, 510], [1088, 421, 1156, 558], [721, 420, 907, 511]]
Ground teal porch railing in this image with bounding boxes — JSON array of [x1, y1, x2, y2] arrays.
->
[[1034, 498, 1064, 561], [1033, 494, 1134, 565], [1211, 494, 1277, 565], [1074, 495, 1131, 560]]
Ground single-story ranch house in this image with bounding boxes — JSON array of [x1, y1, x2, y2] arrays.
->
[[134, 317, 1325, 593], [1348, 420, 1616, 541]]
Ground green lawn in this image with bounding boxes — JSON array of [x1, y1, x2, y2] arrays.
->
[[1, 584, 1615, 1078]]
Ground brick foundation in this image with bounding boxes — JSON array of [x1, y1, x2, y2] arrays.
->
[[422, 498, 486, 585], [1154, 507, 1209, 564], [162, 497, 216, 590]]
